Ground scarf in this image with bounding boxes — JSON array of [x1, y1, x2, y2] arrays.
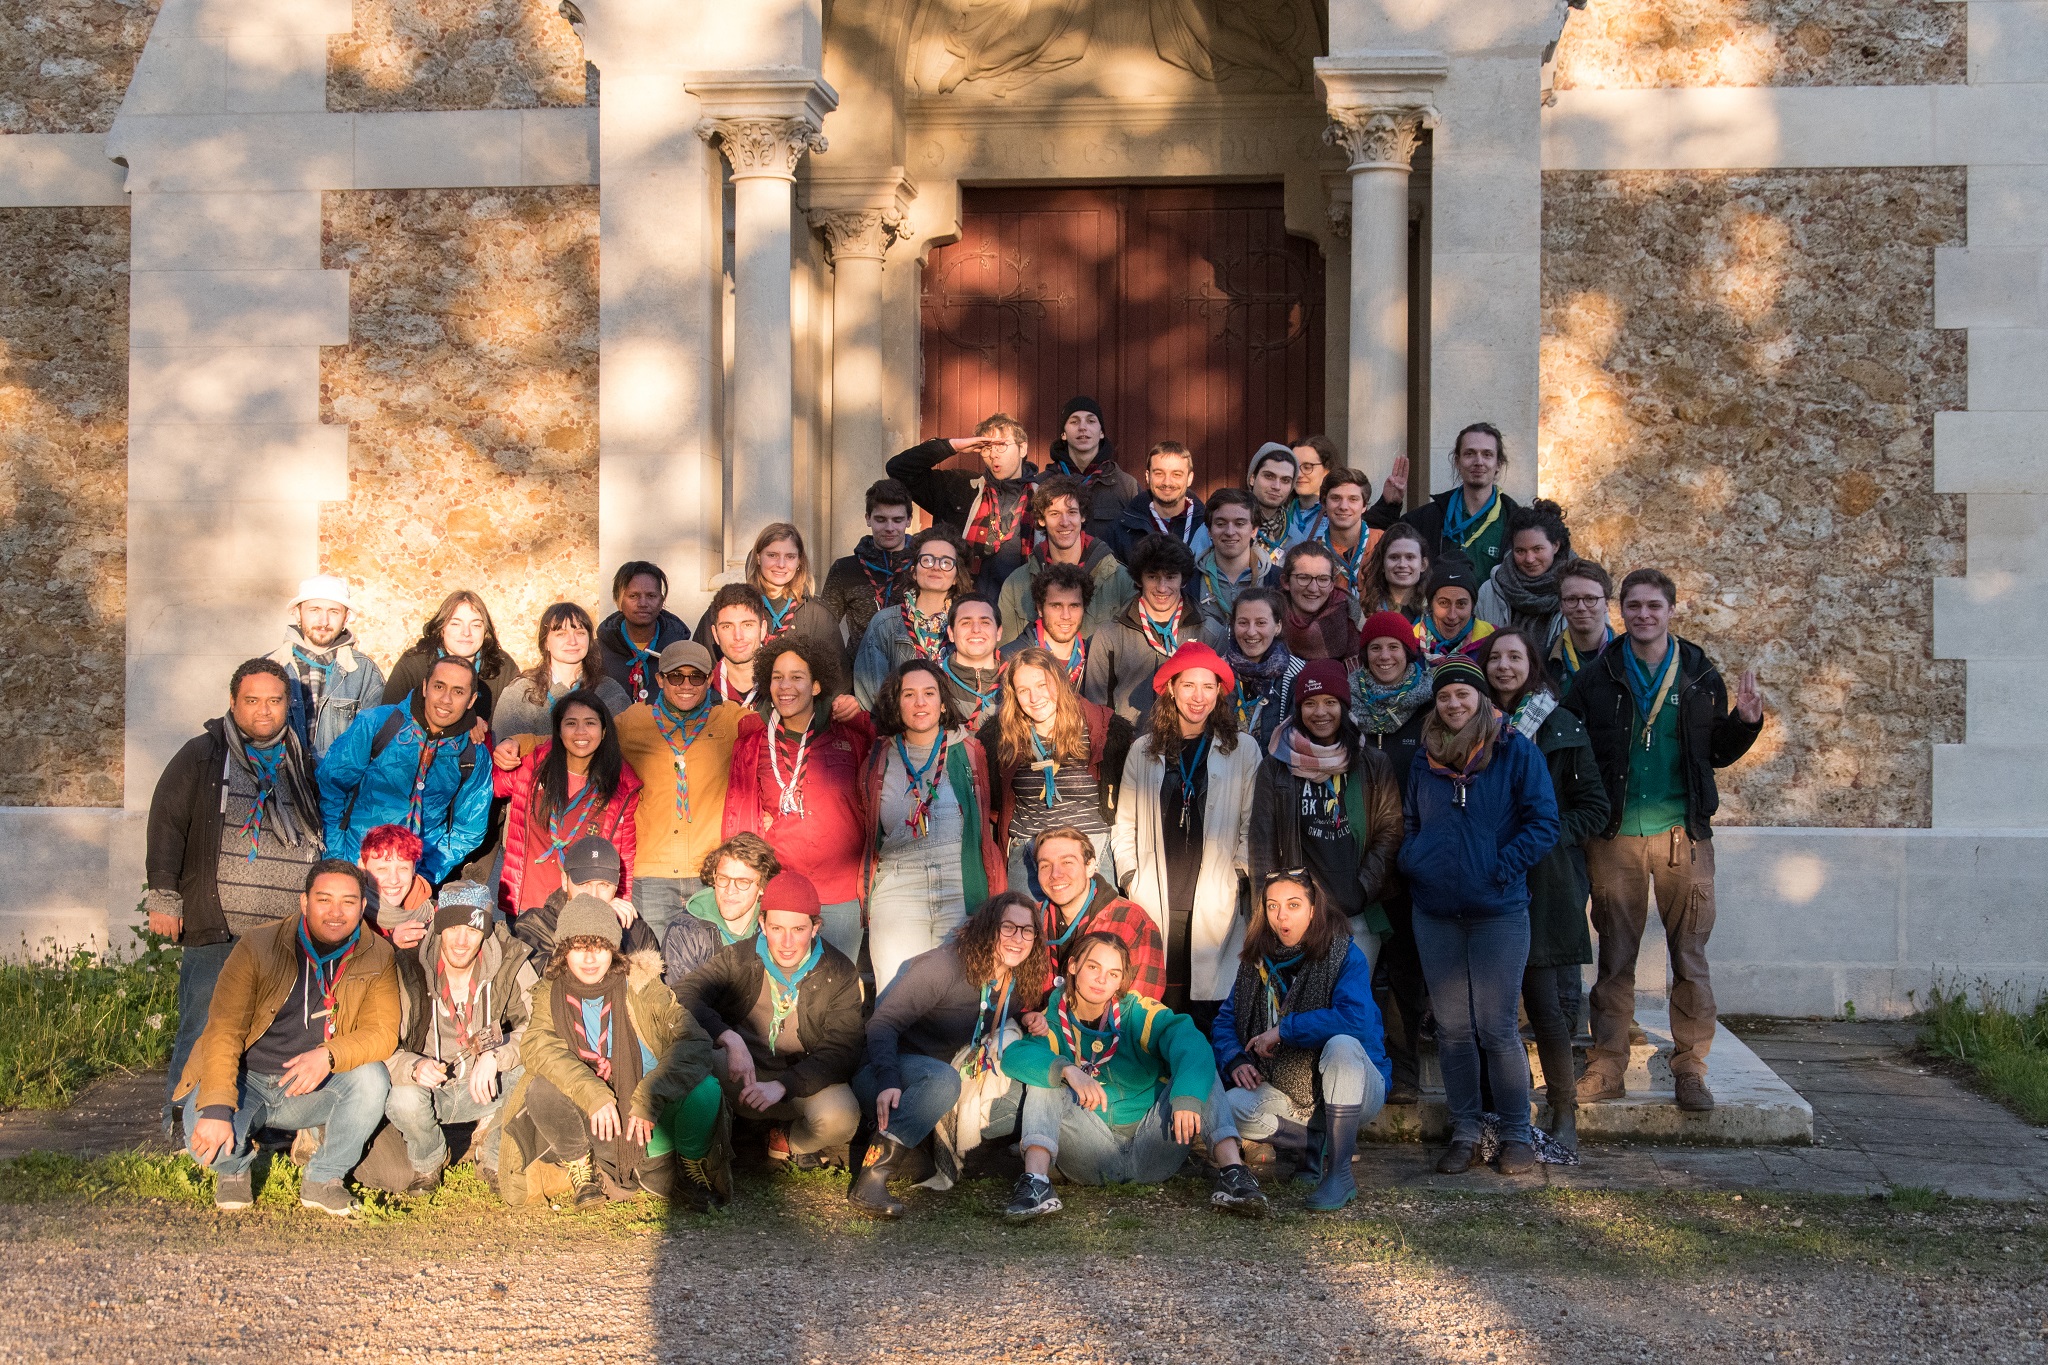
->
[[288, 631, 342, 713], [1283, 592, 1355, 661], [1420, 611, 1477, 661], [1147, 501, 1200, 545], [1032, 620, 1086, 686], [403, 694, 471, 834], [756, 933, 823, 1051], [1625, 637, 1682, 750], [961, 975, 1015, 1079], [618, 631, 662, 703], [434, 958, 487, 1065], [1330, 530, 1374, 601], [551, 971, 645, 1174], [295, 919, 362, 1041], [854, 538, 910, 614], [963, 475, 1034, 566], [1423, 704, 1505, 807], [768, 720, 815, 819], [713, 658, 757, 707], [1353, 660, 1433, 735], [652, 692, 715, 822], [760, 591, 804, 640], [1055, 987, 1120, 1077], [1253, 506, 1289, 569], [1041, 883, 1098, 952], [894, 731, 951, 837], [1028, 727, 1060, 808], [902, 601, 948, 661], [1197, 552, 1256, 620], [1506, 688, 1559, 741], [222, 716, 319, 853], [1136, 601, 1184, 658], [534, 768, 602, 867], [1489, 556, 1565, 633], [1229, 940, 1347, 1112], [1559, 626, 1610, 679], [1440, 486, 1502, 552], [1269, 720, 1351, 781], [941, 657, 1002, 730], [1052, 444, 1120, 493], [1224, 639, 1294, 734]]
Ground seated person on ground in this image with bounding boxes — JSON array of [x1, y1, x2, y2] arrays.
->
[[662, 833, 779, 984], [1032, 826, 1165, 1000]]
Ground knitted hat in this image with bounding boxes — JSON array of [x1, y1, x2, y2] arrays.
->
[[1247, 441, 1298, 484], [562, 836, 622, 887], [556, 893, 623, 950], [432, 880, 494, 936], [289, 574, 353, 610], [1294, 658, 1351, 714], [1060, 395, 1105, 426], [657, 640, 713, 675], [1426, 552, 1479, 603], [1432, 656, 1488, 698], [1152, 640, 1237, 696], [1360, 610, 1422, 660], [760, 870, 822, 920]]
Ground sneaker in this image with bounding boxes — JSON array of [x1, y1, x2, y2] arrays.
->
[[1674, 1074, 1716, 1112], [764, 1125, 793, 1162], [298, 1177, 358, 1218], [404, 1166, 443, 1195], [212, 1171, 253, 1211], [1003, 1172, 1062, 1223], [1575, 1069, 1624, 1104], [1209, 1163, 1268, 1219]]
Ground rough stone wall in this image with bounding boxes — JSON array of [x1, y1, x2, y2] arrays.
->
[[1553, 0, 1965, 89], [0, 208, 128, 807], [0, 0, 160, 133], [320, 188, 599, 670], [1540, 169, 1967, 828], [328, 0, 590, 112]]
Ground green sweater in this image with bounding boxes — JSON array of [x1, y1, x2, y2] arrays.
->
[[1000, 988, 1217, 1127]]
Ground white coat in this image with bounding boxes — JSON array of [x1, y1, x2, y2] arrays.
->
[[1111, 730, 1260, 1002]]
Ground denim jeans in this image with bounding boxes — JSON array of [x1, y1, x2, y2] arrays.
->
[[165, 940, 236, 1122], [850, 1055, 1022, 1149], [1413, 910, 1532, 1145], [1345, 914, 1382, 973], [818, 900, 864, 967], [866, 849, 968, 994], [1224, 1035, 1387, 1138], [384, 1064, 522, 1172], [1018, 1078, 1238, 1185], [182, 1063, 392, 1184], [633, 877, 700, 946]]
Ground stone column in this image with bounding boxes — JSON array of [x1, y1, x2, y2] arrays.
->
[[1324, 101, 1433, 486], [812, 197, 906, 557], [697, 103, 831, 543]]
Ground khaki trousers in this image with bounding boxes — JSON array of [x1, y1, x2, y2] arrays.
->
[[1585, 830, 1717, 1078]]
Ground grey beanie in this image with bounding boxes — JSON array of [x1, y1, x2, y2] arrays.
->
[[556, 893, 623, 951], [1248, 441, 1299, 483]]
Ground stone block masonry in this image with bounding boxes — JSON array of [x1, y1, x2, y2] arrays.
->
[[319, 186, 600, 669], [1552, 0, 1965, 90], [0, 206, 128, 807], [1540, 167, 1967, 828], [0, 0, 160, 134], [327, 0, 590, 113]]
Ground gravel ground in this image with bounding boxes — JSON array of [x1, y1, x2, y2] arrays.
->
[[3, 1174, 2044, 1363]]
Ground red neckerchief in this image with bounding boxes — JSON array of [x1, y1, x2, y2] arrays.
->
[[1033, 621, 1085, 685], [1057, 988, 1120, 1076], [1136, 601, 1183, 657]]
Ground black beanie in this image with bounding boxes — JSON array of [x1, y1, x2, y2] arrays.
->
[[1060, 395, 1105, 426], [1427, 552, 1478, 602]]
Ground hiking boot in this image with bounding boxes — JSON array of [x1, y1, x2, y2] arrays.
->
[[212, 1171, 253, 1211], [1003, 1172, 1062, 1223], [1576, 1069, 1624, 1104], [1304, 1104, 1362, 1212], [404, 1166, 443, 1196], [1435, 1140, 1479, 1174], [565, 1156, 605, 1211], [1674, 1074, 1716, 1112], [1386, 1079, 1421, 1107], [1210, 1163, 1268, 1219], [298, 1178, 358, 1218], [289, 1126, 324, 1167], [678, 1107, 734, 1210], [847, 1134, 910, 1219], [1548, 1104, 1579, 1154], [1495, 1141, 1538, 1175]]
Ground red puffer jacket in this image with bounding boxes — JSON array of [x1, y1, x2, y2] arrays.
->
[[494, 740, 643, 915]]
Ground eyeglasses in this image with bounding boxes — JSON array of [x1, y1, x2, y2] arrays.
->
[[918, 554, 958, 570], [711, 874, 759, 892], [1560, 595, 1607, 608], [662, 669, 709, 685], [1291, 574, 1334, 587], [997, 921, 1036, 940]]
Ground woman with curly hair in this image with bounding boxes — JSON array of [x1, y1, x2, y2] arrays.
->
[[847, 891, 1052, 1217]]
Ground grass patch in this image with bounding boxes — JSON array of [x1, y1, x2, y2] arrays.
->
[[1919, 983, 2048, 1124], [0, 931, 181, 1110]]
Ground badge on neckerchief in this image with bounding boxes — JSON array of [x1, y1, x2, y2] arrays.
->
[[1056, 988, 1120, 1077]]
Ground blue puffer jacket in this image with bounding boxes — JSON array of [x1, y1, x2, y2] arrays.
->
[[317, 703, 494, 883], [1209, 938, 1393, 1090], [1398, 724, 1560, 919]]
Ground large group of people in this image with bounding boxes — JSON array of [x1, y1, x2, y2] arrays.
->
[[147, 400, 1766, 1222]]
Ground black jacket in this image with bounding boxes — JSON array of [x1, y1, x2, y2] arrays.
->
[[1524, 705, 1610, 968], [1246, 741, 1403, 908], [513, 885, 660, 962], [1113, 490, 1208, 562], [1399, 488, 1525, 571], [691, 594, 850, 695], [1043, 440, 1140, 550], [675, 938, 865, 1097], [821, 538, 913, 645], [1564, 635, 1763, 842], [146, 722, 235, 948], [885, 437, 1038, 594], [596, 609, 692, 707], [381, 643, 522, 717]]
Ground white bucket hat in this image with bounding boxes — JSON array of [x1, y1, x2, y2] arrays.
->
[[288, 574, 353, 610]]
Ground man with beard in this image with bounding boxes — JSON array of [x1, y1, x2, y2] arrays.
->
[[267, 575, 386, 760]]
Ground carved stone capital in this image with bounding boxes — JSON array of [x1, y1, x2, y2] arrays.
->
[[1323, 104, 1430, 171], [1326, 198, 1352, 240], [812, 209, 902, 263], [697, 115, 829, 181]]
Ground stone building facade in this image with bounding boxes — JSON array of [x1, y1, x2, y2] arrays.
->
[[0, 0, 2042, 1013]]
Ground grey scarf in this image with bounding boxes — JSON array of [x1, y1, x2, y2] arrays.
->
[[221, 715, 321, 849]]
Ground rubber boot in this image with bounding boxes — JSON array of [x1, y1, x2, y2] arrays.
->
[[1291, 1111, 1326, 1185], [1536, 1033, 1580, 1153], [1305, 1104, 1361, 1211], [1268, 1115, 1310, 1162], [847, 1133, 910, 1219]]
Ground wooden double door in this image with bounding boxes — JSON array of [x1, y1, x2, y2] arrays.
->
[[918, 184, 1325, 496]]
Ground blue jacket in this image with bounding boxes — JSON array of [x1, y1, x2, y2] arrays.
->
[[1209, 938, 1392, 1089], [317, 703, 494, 883], [1398, 725, 1560, 919]]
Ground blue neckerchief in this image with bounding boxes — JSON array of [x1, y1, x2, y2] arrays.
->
[[964, 976, 1015, 1076], [1624, 636, 1679, 720], [1440, 486, 1499, 545], [291, 645, 337, 680], [763, 591, 801, 634], [1044, 883, 1097, 948], [1028, 728, 1059, 808], [757, 933, 823, 993], [1259, 949, 1304, 1021], [1176, 736, 1210, 815]]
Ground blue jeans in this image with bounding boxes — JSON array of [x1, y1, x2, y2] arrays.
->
[[165, 941, 236, 1122], [182, 1063, 393, 1184], [819, 899, 864, 966], [1019, 1079, 1238, 1185], [866, 848, 968, 994], [384, 1065, 522, 1172], [1413, 910, 1533, 1145], [633, 876, 699, 945], [1225, 1034, 1388, 1137], [850, 1055, 1021, 1149]]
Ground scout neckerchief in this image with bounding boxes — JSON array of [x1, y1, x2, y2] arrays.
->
[[902, 601, 948, 660], [1288, 496, 1328, 545], [1028, 727, 1061, 807], [856, 541, 906, 614], [894, 730, 950, 837], [1137, 600, 1183, 657], [1149, 500, 1198, 545], [1306, 772, 1345, 822], [570, 994, 614, 1080], [290, 639, 337, 712], [234, 740, 288, 860], [1561, 625, 1610, 679], [1033, 620, 1086, 686], [761, 590, 804, 639], [652, 691, 715, 821], [941, 656, 1001, 729], [713, 658, 757, 707], [1258, 949, 1303, 1023], [1254, 512, 1288, 570], [620, 633, 661, 703], [1625, 636, 1682, 752], [963, 477, 1030, 568], [1176, 735, 1210, 832], [1420, 611, 1475, 660], [296, 919, 362, 1041], [1057, 988, 1120, 1077], [435, 958, 485, 1062], [1330, 528, 1371, 600], [962, 975, 1015, 1078], [1440, 486, 1502, 553], [769, 719, 815, 818], [536, 770, 603, 866], [757, 933, 823, 1050], [406, 723, 468, 834], [1199, 556, 1254, 618], [1041, 883, 1096, 950]]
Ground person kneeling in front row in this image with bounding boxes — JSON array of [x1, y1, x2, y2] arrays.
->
[[496, 895, 730, 1210], [998, 933, 1266, 1221], [1213, 872, 1390, 1212]]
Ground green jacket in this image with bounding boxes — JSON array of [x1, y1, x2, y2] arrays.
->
[[1000, 988, 1216, 1127]]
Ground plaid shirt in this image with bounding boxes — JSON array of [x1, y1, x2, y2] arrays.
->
[[1041, 878, 1167, 1002]]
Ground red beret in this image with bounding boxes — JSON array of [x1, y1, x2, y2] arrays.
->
[[1360, 610, 1421, 661], [760, 870, 822, 919], [1151, 641, 1236, 696]]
